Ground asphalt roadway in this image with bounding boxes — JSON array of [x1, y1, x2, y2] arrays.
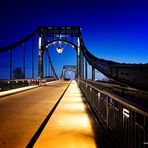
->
[[0, 80, 114, 148], [0, 80, 70, 148]]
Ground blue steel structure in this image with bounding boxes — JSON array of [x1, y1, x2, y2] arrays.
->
[[60, 65, 76, 79], [0, 26, 148, 148]]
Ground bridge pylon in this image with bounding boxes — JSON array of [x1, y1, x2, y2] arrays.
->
[[60, 65, 76, 79], [37, 26, 82, 80]]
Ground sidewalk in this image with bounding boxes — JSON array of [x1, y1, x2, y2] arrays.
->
[[0, 81, 56, 98], [34, 80, 104, 148]]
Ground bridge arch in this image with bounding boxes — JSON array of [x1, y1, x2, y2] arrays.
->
[[43, 40, 77, 52], [61, 69, 76, 80], [42, 40, 78, 79], [38, 27, 81, 79], [60, 65, 76, 79]]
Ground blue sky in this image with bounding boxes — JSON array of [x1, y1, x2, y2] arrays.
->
[[0, 0, 148, 79]]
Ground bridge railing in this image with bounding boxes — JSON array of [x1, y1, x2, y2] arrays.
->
[[0, 78, 57, 91], [77, 79, 148, 148]]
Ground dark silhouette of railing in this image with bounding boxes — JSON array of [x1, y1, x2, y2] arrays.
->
[[77, 79, 148, 148]]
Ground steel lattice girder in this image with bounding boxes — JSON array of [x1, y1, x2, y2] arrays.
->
[[39, 26, 81, 37]]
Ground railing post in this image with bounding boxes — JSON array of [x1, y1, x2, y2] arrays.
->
[[64, 70, 66, 79], [106, 96, 109, 128]]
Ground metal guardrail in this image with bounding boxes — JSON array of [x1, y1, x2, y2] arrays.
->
[[0, 78, 56, 91], [77, 79, 148, 148], [84, 80, 148, 106]]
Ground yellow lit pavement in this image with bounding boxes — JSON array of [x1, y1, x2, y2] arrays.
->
[[34, 80, 110, 148]]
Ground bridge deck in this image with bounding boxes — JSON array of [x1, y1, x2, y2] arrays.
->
[[0, 80, 70, 148], [34, 80, 113, 148], [0, 80, 113, 148]]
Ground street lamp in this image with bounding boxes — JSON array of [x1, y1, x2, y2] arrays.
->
[[56, 41, 64, 54], [56, 46, 64, 54]]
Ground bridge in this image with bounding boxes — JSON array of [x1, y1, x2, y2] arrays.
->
[[60, 65, 76, 79], [0, 26, 148, 148]]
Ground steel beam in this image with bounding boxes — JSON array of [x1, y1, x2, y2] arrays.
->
[[38, 36, 43, 79], [92, 66, 95, 80], [32, 38, 34, 79], [9, 49, 12, 80], [85, 59, 87, 79], [46, 53, 48, 77], [49, 65, 51, 77], [77, 37, 81, 79], [80, 51, 84, 79], [23, 44, 25, 79]]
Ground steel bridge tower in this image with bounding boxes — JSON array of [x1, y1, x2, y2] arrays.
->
[[60, 65, 76, 79], [37, 26, 83, 79]]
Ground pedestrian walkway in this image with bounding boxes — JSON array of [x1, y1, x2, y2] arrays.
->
[[0, 81, 56, 98], [34, 80, 113, 148], [0, 85, 38, 97]]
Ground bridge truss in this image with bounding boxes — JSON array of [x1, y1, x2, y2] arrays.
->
[[1, 26, 148, 90], [0, 26, 148, 148], [60, 65, 76, 79]]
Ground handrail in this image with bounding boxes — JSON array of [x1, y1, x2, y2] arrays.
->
[[77, 78, 148, 147], [77, 79, 148, 117]]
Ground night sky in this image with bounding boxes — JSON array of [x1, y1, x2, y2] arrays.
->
[[0, 0, 148, 79]]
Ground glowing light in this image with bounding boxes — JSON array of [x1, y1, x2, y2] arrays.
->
[[123, 108, 130, 118], [98, 92, 100, 98], [38, 37, 42, 49], [90, 87, 92, 92], [77, 37, 80, 55], [68, 71, 71, 74], [56, 46, 64, 54], [46, 45, 49, 48]]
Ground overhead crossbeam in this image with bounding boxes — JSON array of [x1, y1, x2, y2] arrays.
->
[[39, 26, 81, 37], [60, 65, 76, 79]]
